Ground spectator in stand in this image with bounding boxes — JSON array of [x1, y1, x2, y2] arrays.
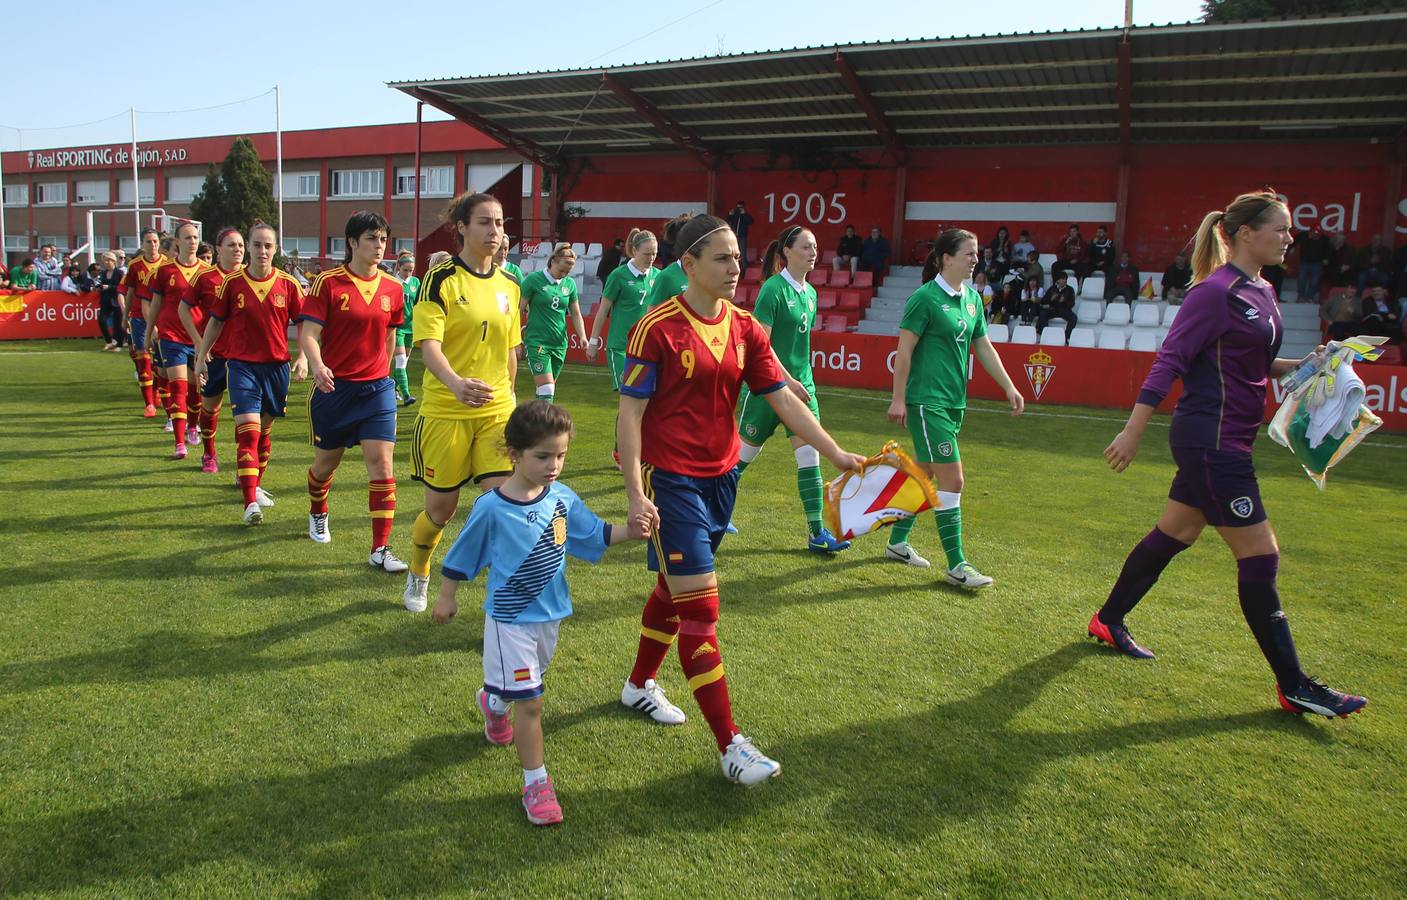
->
[[1360, 284, 1400, 340], [1357, 256, 1391, 293], [1012, 230, 1036, 264], [1019, 276, 1043, 324], [1054, 224, 1087, 285], [1019, 251, 1045, 291], [726, 201, 754, 269], [60, 265, 84, 294], [1326, 232, 1355, 289], [1357, 232, 1389, 274], [97, 252, 125, 350], [1037, 272, 1078, 340], [12, 259, 38, 291], [596, 238, 625, 281], [991, 279, 1021, 324], [1321, 288, 1360, 341], [1294, 228, 1328, 302], [35, 245, 62, 291], [834, 225, 863, 279], [1162, 253, 1192, 304], [972, 271, 993, 308], [1107, 251, 1140, 302], [0, 259, 8, 288], [859, 226, 890, 276], [1087, 225, 1116, 277], [1263, 262, 1284, 299], [80, 263, 100, 292], [989, 226, 1013, 268], [974, 246, 1004, 285]]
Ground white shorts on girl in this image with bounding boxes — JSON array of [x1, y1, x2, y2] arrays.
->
[[482, 616, 561, 701]]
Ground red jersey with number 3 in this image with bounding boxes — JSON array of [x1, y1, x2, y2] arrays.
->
[[620, 296, 784, 477], [302, 266, 405, 381], [190, 266, 239, 357], [213, 268, 305, 364], [154, 259, 211, 342], [121, 255, 166, 312]]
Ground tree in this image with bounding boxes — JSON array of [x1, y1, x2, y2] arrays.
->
[[1203, 0, 1407, 20], [188, 137, 277, 240]]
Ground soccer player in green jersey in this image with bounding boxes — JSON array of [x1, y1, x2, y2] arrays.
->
[[392, 252, 421, 406], [643, 213, 693, 308], [735, 225, 851, 553], [494, 237, 524, 281], [588, 227, 658, 468], [519, 242, 588, 404], [886, 228, 1025, 589]]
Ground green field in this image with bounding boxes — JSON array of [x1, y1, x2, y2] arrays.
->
[[2, 339, 1404, 897]]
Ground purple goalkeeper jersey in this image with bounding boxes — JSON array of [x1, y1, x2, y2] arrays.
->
[[1137, 263, 1283, 453]]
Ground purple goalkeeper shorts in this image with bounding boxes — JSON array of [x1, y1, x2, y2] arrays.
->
[[1168, 446, 1267, 527]]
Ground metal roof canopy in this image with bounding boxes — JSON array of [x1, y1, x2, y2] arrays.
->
[[392, 12, 1407, 168]]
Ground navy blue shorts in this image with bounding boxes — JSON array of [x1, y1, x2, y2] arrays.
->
[[160, 339, 195, 369], [129, 317, 148, 351], [1169, 446, 1267, 527], [308, 377, 396, 449], [642, 463, 738, 576], [201, 356, 228, 399], [228, 360, 290, 418]]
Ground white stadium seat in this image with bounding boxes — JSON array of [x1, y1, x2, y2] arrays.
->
[[1103, 303, 1131, 326], [571, 243, 587, 257], [1038, 326, 1066, 346], [1163, 305, 1180, 326], [1128, 329, 1159, 352], [585, 242, 603, 258], [1097, 329, 1129, 350], [532, 242, 552, 258], [1131, 303, 1161, 327], [1009, 324, 1039, 344], [1068, 327, 1097, 348], [1076, 299, 1103, 323], [1079, 276, 1105, 299], [987, 322, 1009, 342]]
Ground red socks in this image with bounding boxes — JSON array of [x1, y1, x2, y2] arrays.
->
[[199, 406, 219, 458], [258, 425, 272, 480], [236, 422, 261, 505], [629, 575, 681, 688], [308, 469, 333, 515], [186, 381, 201, 420], [155, 371, 170, 418], [167, 378, 188, 445], [673, 587, 736, 752], [369, 478, 396, 549], [132, 351, 154, 406]]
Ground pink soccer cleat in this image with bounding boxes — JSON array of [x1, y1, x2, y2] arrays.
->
[[521, 777, 563, 826]]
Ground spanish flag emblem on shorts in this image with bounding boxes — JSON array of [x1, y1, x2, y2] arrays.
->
[[668, 551, 685, 564], [513, 667, 532, 683]]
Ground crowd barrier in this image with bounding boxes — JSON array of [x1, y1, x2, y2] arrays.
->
[[0, 291, 102, 340], [565, 330, 1407, 433]]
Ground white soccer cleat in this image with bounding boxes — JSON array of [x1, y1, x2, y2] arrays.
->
[[885, 541, 931, 568], [308, 513, 331, 544], [242, 502, 263, 526], [370, 545, 409, 574], [403, 572, 430, 612], [945, 561, 994, 590], [255, 486, 275, 508], [621, 678, 686, 724], [720, 733, 781, 786]]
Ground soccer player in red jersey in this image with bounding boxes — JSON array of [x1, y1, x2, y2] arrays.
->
[[183, 227, 244, 474], [148, 223, 211, 458], [195, 222, 307, 524], [617, 215, 865, 785], [120, 228, 164, 418], [299, 212, 409, 573]]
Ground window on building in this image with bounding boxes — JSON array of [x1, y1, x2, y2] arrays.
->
[[74, 180, 111, 205], [88, 235, 112, 251], [328, 237, 346, 256], [2, 184, 28, 206], [166, 175, 205, 203], [119, 236, 139, 252], [38, 235, 62, 251], [281, 172, 319, 200], [3, 235, 29, 252], [281, 236, 318, 258], [393, 165, 452, 198], [117, 178, 155, 204], [330, 169, 382, 199], [394, 238, 415, 255], [465, 162, 518, 194], [35, 183, 68, 206]]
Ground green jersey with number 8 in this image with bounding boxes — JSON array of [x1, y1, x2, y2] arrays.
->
[[898, 278, 987, 410]]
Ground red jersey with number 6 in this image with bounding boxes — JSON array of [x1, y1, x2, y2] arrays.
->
[[212, 268, 305, 364], [620, 297, 784, 477], [153, 259, 211, 342], [302, 266, 404, 381]]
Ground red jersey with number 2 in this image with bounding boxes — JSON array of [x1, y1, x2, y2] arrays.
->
[[302, 266, 404, 381]]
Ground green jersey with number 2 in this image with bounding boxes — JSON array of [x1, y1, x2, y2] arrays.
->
[[898, 279, 987, 409]]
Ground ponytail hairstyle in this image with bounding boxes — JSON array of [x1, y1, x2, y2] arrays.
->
[[248, 219, 278, 243], [922, 227, 978, 284], [343, 210, 389, 264], [1190, 189, 1287, 285], [676, 214, 732, 260], [661, 212, 694, 246], [443, 192, 500, 249], [547, 241, 576, 276], [626, 227, 656, 255], [760, 225, 809, 280]]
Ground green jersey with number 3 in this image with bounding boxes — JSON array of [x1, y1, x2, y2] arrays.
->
[[753, 272, 817, 387], [898, 278, 987, 409], [520, 270, 579, 350], [644, 260, 687, 308]]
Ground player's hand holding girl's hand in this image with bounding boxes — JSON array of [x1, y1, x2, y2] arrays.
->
[[1006, 386, 1026, 415], [1105, 428, 1141, 473], [431, 594, 458, 624], [291, 355, 308, 381], [454, 377, 493, 407], [313, 364, 336, 393], [629, 494, 660, 534], [886, 398, 907, 426], [626, 512, 652, 540]]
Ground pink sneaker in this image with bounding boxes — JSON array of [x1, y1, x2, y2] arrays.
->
[[201, 453, 219, 474], [522, 777, 563, 826], [173, 443, 188, 460], [186, 426, 200, 446], [477, 688, 514, 745]]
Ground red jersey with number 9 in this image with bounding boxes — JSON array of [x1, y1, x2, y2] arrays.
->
[[302, 265, 405, 381], [212, 268, 305, 363], [620, 297, 784, 477]]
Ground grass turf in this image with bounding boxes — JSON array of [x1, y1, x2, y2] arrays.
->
[[1, 339, 1404, 897]]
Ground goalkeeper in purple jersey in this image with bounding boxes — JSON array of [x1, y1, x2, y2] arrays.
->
[[1091, 189, 1366, 720]]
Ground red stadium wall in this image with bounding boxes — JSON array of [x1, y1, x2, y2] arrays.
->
[[0, 291, 101, 339]]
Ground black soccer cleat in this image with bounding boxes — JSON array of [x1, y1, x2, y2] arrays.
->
[[1277, 676, 1367, 719], [1088, 613, 1155, 659]]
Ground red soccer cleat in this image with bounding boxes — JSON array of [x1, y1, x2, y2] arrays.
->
[[1088, 613, 1155, 659], [143, 404, 157, 418]]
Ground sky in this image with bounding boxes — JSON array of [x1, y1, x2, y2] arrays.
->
[[4, 0, 1205, 150]]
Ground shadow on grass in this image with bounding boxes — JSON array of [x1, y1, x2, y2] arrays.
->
[[0, 642, 1336, 894]]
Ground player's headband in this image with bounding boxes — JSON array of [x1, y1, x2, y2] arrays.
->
[[684, 225, 730, 256], [778, 225, 803, 248]]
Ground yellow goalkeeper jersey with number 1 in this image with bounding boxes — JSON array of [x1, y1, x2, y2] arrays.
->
[[413, 257, 522, 421]]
